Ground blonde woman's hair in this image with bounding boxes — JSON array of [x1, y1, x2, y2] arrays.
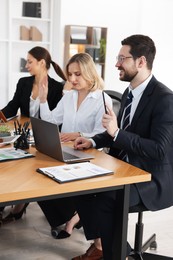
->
[[65, 53, 104, 91]]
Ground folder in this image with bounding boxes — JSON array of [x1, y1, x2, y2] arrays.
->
[[29, 26, 42, 41], [37, 162, 113, 183], [22, 2, 41, 18], [20, 25, 30, 40], [0, 148, 34, 162]]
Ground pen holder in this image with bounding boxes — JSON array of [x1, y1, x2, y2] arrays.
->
[[13, 120, 30, 150], [14, 132, 29, 150]]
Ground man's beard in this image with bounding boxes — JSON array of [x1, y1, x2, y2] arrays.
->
[[120, 69, 138, 82]]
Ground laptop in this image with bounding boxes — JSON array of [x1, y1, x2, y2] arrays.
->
[[0, 111, 18, 122], [30, 117, 94, 163]]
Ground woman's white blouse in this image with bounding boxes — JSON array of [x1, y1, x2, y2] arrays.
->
[[40, 89, 112, 138], [29, 95, 40, 118]]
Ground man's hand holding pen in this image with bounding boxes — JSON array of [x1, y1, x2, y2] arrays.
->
[[74, 107, 119, 151]]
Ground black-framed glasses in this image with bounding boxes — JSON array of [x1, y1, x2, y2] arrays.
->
[[116, 55, 133, 64]]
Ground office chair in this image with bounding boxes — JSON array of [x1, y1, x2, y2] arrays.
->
[[129, 208, 173, 259], [104, 90, 122, 115], [103, 90, 122, 154], [128, 206, 157, 260], [105, 90, 173, 260]]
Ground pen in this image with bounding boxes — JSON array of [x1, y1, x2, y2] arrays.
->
[[27, 128, 30, 137], [17, 119, 21, 134], [14, 121, 17, 135], [24, 121, 30, 131], [102, 91, 108, 114]]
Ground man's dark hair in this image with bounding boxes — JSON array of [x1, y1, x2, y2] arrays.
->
[[121, 34, 156, 70]]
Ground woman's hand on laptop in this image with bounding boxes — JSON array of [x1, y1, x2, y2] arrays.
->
[[60, 132, 81, 142], [74, 137, 93, 150]]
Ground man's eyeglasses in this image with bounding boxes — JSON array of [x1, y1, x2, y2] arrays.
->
[[116, 55, 133, 64]]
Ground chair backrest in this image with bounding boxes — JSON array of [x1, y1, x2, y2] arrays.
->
[[104, 90, 122, 116]]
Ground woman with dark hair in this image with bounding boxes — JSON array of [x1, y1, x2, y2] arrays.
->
[[1, 46, 66, 118], [1, 46, 66, 223]]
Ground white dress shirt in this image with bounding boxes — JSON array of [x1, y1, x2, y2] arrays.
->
[[29, 95, 40, 118], [40, 89, 112, 138], [120, 74, 152, 128]]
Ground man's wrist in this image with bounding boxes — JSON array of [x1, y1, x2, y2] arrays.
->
[[89, 138, 95, 147], [113, 128, 119, 141]]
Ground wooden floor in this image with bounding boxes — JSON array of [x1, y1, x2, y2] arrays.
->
[[0, 203, 173, 259]]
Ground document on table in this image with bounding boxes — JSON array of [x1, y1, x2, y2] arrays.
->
[[0, 147, 34, 162], [37, 162, 114, 183]]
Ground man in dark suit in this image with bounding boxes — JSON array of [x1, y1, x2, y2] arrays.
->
[[72, 35, 173, 260]]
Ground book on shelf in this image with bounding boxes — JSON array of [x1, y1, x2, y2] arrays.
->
[[70, 26, 88, 44], [85, 48, 100, 63], [37, 162, 114, 183], [22, 2, 41, 18], [93, 27, 101, 46], [29, 26, 42, 41], [94, 48, 100, 63], [20, 58, 28, 72], [85, 48, 95, 60], [20, 25, 30, 40]]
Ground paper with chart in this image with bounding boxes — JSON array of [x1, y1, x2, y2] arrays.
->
[[0, 147, 34, 162], [37, 162, 114, 183]]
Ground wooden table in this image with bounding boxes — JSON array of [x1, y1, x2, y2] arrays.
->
[[0, 117, 151, 260]]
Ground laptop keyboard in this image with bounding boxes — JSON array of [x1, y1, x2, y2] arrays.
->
[[63, 152, 79, 160]]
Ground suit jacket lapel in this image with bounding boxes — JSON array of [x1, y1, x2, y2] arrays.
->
[[130, 76, 157, 129], [117, 76, 157, 129]]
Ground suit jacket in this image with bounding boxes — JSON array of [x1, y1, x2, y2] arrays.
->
[[93, 76, 173, 211], [1, 76, 64, 118]]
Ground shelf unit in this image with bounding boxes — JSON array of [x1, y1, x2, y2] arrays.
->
[[0, 0, 54, 104], [64, 25, 107, 79]]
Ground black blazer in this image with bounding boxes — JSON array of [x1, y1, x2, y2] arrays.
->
[[1, 76, 64, 118], [93, 76, 173, 211]]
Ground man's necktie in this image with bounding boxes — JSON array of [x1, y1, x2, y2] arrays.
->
[[118, 91, 133, 161]]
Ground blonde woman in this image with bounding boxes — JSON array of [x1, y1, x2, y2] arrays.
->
[[38, 53, 112, 239]]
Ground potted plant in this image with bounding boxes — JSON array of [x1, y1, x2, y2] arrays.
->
[[99, 38, 106, 63], [0, 124, 11, 137]]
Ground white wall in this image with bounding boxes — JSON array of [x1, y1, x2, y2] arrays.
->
[[52, 0, 173, 94], [1, 0, 173, 108]]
